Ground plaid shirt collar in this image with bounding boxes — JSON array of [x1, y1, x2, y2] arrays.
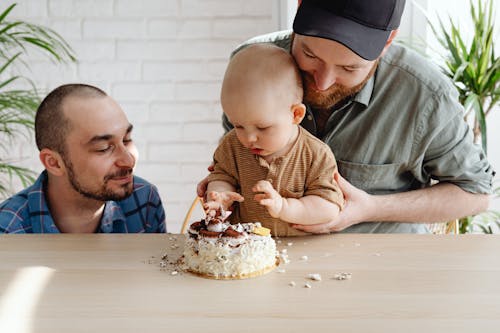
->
[[28, 171, 128, 233]]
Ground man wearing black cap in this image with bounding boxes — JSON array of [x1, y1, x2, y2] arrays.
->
[[212, 0, 494, 233]]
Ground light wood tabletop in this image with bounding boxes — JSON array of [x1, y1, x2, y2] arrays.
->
[[0, 234, 499, 333]]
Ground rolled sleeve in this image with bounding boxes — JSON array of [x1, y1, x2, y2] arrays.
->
[[413, 92, 494, 194]]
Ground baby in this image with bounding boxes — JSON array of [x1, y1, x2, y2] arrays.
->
[[205, 43, 344, 236]]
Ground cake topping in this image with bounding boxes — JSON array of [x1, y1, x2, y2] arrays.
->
[[199, 229, 222, 238], [188, 205, 251, 240], [189, 221, 203, 232], [222, 228, 244, 238], [206, 219, 225, 232], [252, 226, 271, 236]]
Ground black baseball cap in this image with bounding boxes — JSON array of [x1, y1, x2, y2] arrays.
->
[[293, 0, 406, 60]]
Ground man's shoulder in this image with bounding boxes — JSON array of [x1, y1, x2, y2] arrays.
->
[[232, 30, 293, 56], [381, 43, 456, 95], [0, 191, 30, 213], [0, 189, 32, 233]]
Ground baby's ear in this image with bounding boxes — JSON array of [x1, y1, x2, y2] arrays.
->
[[291, 103, 306, 124]]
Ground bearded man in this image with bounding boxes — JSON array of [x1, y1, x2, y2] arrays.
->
[[0, 84, 166, 233], [200, 0, 494, 234]]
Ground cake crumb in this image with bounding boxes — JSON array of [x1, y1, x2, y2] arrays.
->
[[304, 282, 312, 288], [289, 281, 296, 287], [171, 270, 179, 276], [332, 272, 352, 280], [287, 242, 293, 246], [307, 273, 322, 281], [277, 268, 286, 273], [279, 253, 291, 264], [300, 255, 308, 261]]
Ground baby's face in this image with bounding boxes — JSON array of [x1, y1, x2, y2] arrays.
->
[[224, 95, 299, 160]]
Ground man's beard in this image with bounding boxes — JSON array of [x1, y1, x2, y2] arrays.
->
[[63, 156, 134, 202], [302, 61, 378, 110]]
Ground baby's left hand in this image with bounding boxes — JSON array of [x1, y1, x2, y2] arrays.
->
[[252, 180, 283, 218]]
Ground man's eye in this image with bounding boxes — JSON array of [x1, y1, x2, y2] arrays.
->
[[123, 138, 133, 144], [303, 50, 315, 58], [257, 126, 270, 131], [96, 146, 112, 153]]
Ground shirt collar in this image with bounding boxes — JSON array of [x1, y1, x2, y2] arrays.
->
[[353, 74, 375, 107]]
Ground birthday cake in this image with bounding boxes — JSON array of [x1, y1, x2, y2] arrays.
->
[[182, 209, 278, 279]]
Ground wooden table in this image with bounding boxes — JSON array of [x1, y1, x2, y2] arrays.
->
[[1, 234, 499, 333]]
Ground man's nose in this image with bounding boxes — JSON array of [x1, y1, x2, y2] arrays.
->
[[116, 144, 136, 168], [314, 68, 337, 91]]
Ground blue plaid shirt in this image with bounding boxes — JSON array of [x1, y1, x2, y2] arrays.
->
[[0, 171, 166, 233]]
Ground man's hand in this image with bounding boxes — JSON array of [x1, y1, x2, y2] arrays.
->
[[252, 180, 284, 218], [203, 190, 244, 214], [292, 173, 373, 233]]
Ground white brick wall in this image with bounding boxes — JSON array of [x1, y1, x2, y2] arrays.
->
[[6, 0, 498, 231], [5, 0, 281, 232]]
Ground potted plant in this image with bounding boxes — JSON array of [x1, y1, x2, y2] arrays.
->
[[0, 3, 76, 198], [427, 0, 499, 233], [429, 0, 499, 153]]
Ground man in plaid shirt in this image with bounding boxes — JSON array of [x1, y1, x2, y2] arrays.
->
[[0, 84, 166, 233]]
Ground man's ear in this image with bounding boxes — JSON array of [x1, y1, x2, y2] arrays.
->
[[291, 103, 306, 124], [380, 29, 399, 57], [39, 148, 65, 177]]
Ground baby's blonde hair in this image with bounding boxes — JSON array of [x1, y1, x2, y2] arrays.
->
[[221, 43, 303, 108]]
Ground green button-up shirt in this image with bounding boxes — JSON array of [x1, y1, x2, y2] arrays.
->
[[224, 30, 494, 233]]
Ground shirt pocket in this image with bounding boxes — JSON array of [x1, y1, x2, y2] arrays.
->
[[337, 160, 404, 194]]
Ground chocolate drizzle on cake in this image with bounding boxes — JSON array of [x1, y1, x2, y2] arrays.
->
[[188, 206, 246, 240]]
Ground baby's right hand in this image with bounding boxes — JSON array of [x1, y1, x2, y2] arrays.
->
[[203, 191, 244, 214]]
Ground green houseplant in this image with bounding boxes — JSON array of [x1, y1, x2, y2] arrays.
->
[[0, 3, 76, 198], [427, 0, 499, 233], [429, 0, 499, 154]]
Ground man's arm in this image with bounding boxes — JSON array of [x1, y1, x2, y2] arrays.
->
[[292, 174, 490, 233]]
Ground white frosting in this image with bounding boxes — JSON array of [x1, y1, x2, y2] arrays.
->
[[183, 222, 277, 278], [206, 221, 225, 232]]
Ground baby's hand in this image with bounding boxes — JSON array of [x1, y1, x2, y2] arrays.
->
[[252, 180, 283, 218], [203, 191, 244, 214]]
